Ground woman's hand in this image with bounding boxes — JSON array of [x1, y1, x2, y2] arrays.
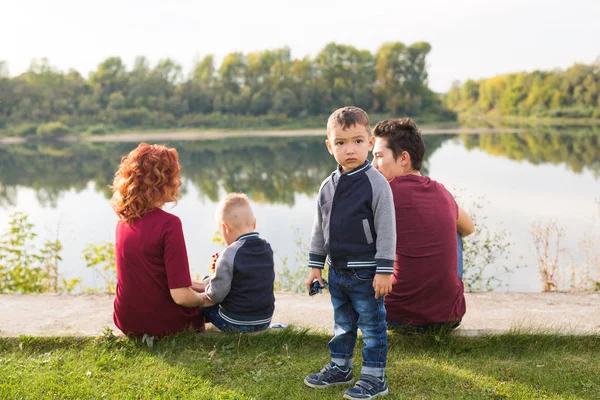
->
[[170, 287, 216, 308]]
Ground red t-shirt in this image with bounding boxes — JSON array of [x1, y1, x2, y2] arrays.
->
[[113, 208, 204, 336], [384, 175, 466, 325]]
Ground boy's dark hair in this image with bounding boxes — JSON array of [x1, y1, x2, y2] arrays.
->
[[372, 118, 425, 171], [327, 106, 370, 135]]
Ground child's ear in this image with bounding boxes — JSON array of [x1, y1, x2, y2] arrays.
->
[[253, 219, 257, 230], [221, 221, 230, 234], [325, 139, 334, 155], [368, 135, 375, 151]]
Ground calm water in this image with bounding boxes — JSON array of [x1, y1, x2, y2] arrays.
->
[[1, 127, 599, 292]]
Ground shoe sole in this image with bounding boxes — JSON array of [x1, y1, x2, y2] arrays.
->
[[304, 378, 354, 389], [343, 388, 389, 399]]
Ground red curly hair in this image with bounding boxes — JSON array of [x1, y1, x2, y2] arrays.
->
[[111, 143, 181, 223]]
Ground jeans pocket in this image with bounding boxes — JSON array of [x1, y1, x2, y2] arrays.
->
[[353, 268, 376, 282], [362, 219, 374, 244]]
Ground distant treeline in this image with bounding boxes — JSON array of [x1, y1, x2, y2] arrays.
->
[[0, 42, 455, 137], [445, 61, 600, 119]]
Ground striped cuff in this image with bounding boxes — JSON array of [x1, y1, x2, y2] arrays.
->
[[375, 259, 394, 274], [308, 253, 326, 269]]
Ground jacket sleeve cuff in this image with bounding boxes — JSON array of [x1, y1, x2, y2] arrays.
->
[[375, 259, 394, 274], [308, 253, 326, 269]]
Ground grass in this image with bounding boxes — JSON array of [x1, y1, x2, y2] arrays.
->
[[1, 328, 599, 399]]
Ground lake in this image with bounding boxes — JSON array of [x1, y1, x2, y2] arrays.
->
[[1, 126, 599, 292]]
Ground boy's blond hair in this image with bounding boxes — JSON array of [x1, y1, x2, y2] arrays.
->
[[326, 106, 371, 136], [216, 193, 255, 230]]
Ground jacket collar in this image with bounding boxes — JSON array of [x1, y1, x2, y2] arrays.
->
[[237, 232, 260, 241], [334, 160, 371, 179]]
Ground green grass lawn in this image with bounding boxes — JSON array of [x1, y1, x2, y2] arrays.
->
[[1, 328, 598, 399]]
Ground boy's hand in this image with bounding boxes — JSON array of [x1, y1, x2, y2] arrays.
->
[[305, 268, 324, 293], [373, 274, 393, 299]]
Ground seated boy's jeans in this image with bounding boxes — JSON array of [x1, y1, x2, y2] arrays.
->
[[328, 267, 387, 376], [203, 305, 270, 332]]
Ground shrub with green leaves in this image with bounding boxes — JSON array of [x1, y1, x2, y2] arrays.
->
[[0, 212, 78, 293], [456, 192, 521, 291], [83, 242, 116, 293], [36, 121, 69, 139], [15, 123, 38, 137]]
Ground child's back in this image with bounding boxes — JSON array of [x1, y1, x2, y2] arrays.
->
[[203, 193, 275, 332], [209, 232, 275, 325]]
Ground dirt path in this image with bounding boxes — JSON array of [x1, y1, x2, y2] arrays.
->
[[0, 127, 525, 145], [1, 292, 598, 337]]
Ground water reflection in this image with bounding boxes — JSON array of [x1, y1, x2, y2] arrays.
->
[[459, 126, 600, 177], [1, 127, 598, 209], [1, 127, 599, 292], [0, 134, 454, 207]]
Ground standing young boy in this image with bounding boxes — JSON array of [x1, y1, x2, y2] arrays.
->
[[304, 106, 396, 399]]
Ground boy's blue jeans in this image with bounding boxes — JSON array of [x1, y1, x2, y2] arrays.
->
[[457, 232, 464, 279], [203, 305, 270, 333], [328, 267, 387, 377]]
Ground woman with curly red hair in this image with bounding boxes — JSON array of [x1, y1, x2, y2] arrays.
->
[[111, 143, 206, 336]]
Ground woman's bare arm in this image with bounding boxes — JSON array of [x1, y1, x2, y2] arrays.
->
[[170, 287, 217, 308]]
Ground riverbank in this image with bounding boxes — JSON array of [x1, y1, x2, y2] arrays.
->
[[1, 292, 598, 337], [0, 126, 527, 145], [459, 114, 600, 126]]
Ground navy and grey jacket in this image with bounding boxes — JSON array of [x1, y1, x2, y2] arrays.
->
[[206, 232, 275, 325], [308, 161, 396, 274]]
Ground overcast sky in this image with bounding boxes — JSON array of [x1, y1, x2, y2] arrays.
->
[[2, 0, 599, 92]]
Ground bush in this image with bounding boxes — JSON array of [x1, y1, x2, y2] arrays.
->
[[86, 124, 112, 135], [83, 242, 116, 293], [36, 121, 70, 138], [16, 123, 38, 137], [117, 107, 151, 127], [544, 106, 594, 119], [0, 212, 72, 293], [178, 112, 325, 130]]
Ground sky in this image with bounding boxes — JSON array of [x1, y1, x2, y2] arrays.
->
[[1, 0, 599, 92]]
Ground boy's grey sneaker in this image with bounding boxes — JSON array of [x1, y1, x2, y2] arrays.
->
[[304, 362, 353, 388], [343, 374, 389, 399]]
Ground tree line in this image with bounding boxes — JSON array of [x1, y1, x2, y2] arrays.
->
[[0, 42, 455, 137], [445, 61, 600, 119]]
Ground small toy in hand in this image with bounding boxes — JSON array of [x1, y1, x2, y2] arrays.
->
[[209, 252, 219, 274], [309, 278, 329, 296]]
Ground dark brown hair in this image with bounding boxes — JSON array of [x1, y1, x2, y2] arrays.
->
[[372, 118, 425, 171], [326, 106, 370, 135]]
